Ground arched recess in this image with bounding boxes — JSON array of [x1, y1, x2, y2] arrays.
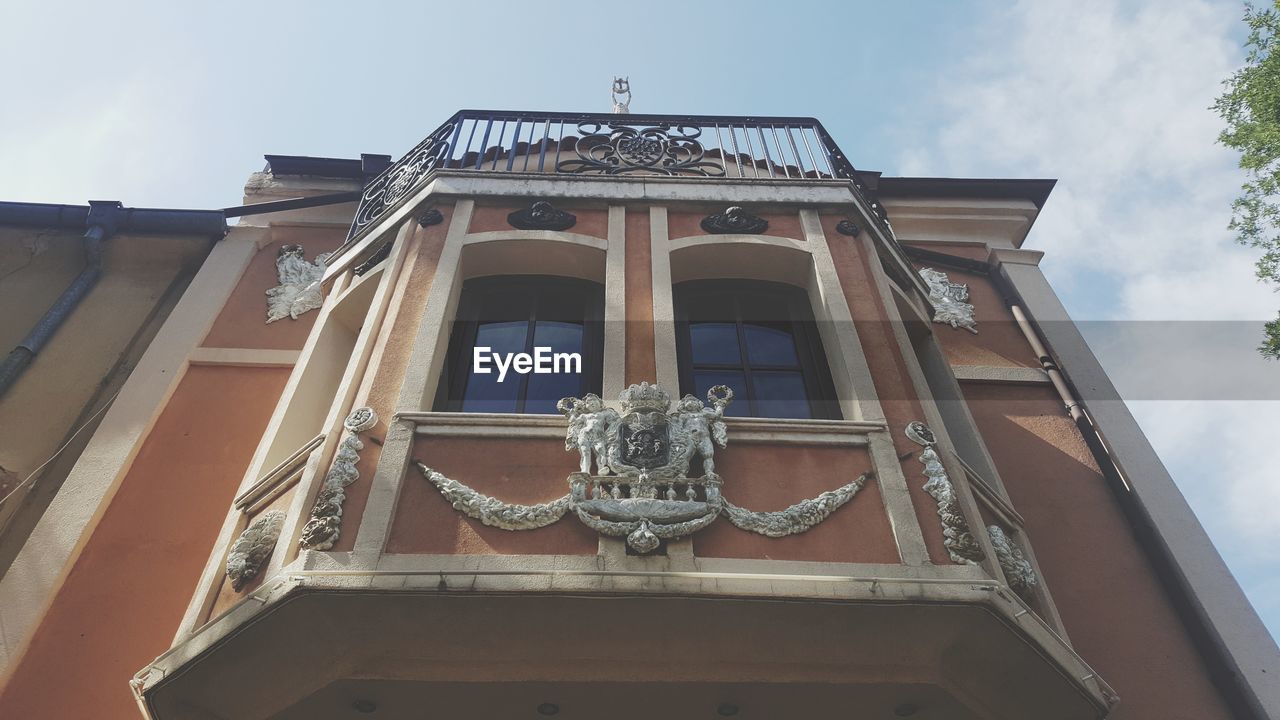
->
[[660, 231, 870, 422], [403, 218, 613, 412]]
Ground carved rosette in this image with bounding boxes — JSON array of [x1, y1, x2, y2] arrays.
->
[[508, 201, 577, 231], [299, 407, 379, 551], [416, 382, 872, 553], [988, 525, 1038, 599], [700, 207, 768, 235], [906, 422, 984, 564], [919, 267, 978, 334], [266, 245, 329, 323], [227, 510, 285, 591]]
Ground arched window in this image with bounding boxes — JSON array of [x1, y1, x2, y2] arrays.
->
[[435, 275, 603, 414], [674, 280, 840, 420]]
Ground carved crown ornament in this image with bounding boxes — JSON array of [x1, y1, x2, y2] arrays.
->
[[507, 201, 577, 231], [418, 382, 870, 553]]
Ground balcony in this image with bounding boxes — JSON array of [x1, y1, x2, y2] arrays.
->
[[345, 109, 893, 243]]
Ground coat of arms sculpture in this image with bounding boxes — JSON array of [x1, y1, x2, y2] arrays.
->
[[417, 382, 870, 553]]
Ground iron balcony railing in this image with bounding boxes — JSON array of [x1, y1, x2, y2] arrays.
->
[[347, 109, 890, 241]]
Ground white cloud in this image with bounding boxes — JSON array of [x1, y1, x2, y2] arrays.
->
[[901, 0, 1279, 634]]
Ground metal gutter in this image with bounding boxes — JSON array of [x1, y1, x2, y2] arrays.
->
[[0, 200, 228, 399]]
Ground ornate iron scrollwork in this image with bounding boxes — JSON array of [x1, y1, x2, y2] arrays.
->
[[508, 201, 577, 231], [836, 219, 861, 237], [556, 123, 726, 177], [701, 206, 768, 235], [349, 122, 454, 240]]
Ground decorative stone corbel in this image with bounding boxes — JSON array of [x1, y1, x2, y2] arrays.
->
[[918, 267, 978, 334], [226, 510, 285, 591], [298, 407, 379, 551], [266, 245, 329, 323], [701, 206, 768, 235], [508, 201, 576, 231], [906, 421, 984, 564], [988, 524, 1038, 599]]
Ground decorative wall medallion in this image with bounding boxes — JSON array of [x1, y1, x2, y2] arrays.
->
[[299, 407, 379, 551], [418, 382, 868, 553], [905, 422, 983, 564], [226, 510, 285, 591], [556, 123, 725, 176], [919, 267, 978, 334], [835, 219, 861, 237], [416, 207, 444, 228], [507, 201, 577, 231], [266, 245, 330, 323], [988, 525, 1038, 599], [701, 206, 768, 235]]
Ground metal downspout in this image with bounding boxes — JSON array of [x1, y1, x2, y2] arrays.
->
[[0, 201, 120, 398]]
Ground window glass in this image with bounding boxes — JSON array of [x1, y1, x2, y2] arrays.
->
[[751, 372, 810, 419], [690, 323, 740, 365], [676, 280, 839, 420], [743, 322, 800, 367], [439, 276, 603, 414]]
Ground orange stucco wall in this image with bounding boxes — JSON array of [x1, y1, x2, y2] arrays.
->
[[202, 225, 347, 349], [694, 444, 897, 563], [0, 365, 290, 719], [963, 381, 1235, 719], [387, 437, 598, 555], [822, 214, 951, 565]]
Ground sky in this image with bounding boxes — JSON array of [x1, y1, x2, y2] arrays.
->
[[1, 0, 1276, 638]]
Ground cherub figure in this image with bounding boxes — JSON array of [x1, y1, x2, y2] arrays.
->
[[558, 394, 618, 475], [266, 245, 329, 323], [675, 386, 734, 477]]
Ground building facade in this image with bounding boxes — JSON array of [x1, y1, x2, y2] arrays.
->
[[0, 109, 1275, 719]]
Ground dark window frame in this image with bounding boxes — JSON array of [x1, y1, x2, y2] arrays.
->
[[434, 275, 604, 414], [674, 279, 842, 420]]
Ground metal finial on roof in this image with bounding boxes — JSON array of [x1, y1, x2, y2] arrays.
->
[[612, 77, 631, 114]]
